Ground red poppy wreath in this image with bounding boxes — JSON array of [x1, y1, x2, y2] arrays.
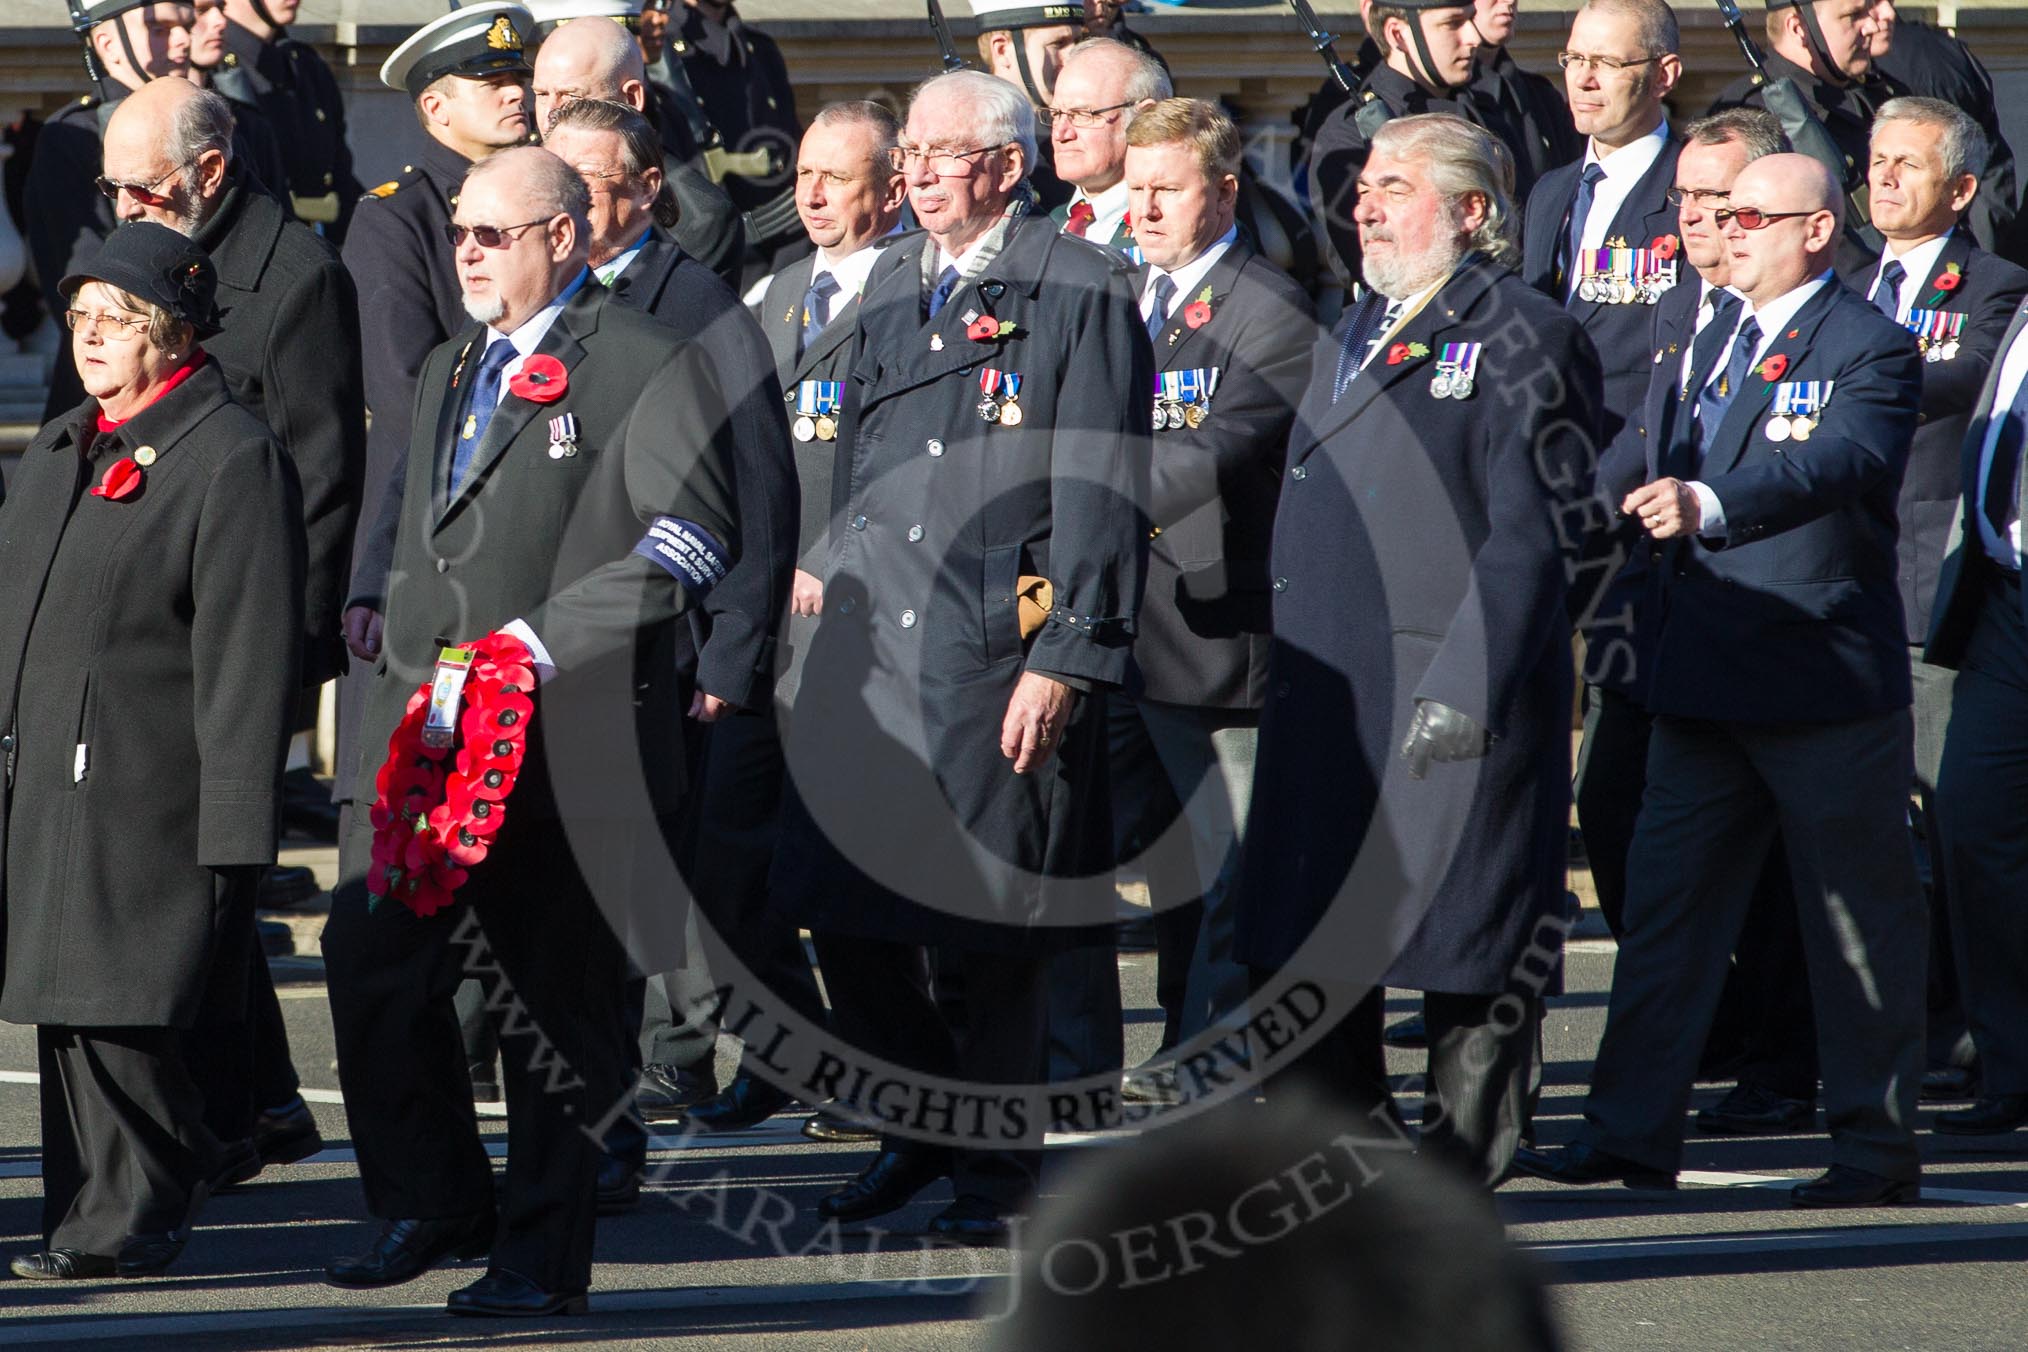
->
[[366, 631, 536, 917]]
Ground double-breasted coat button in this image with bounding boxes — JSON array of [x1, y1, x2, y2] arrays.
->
[[927, 438, 944, 457], [838, 598, 856, 615], [435, 558, 449, 574], [900, 609, 917, 628], [1275, 681, 1290, 699], [851, 515, 868, 530], [1, 734, 13, 754], [907, 525, 924, 542], [1290, 466, 1307, 480], [1273, 576, 1288, 592]]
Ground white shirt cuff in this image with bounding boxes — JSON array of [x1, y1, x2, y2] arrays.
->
[[499, 619, 558, 686], [1685, 481, 1726, 540]]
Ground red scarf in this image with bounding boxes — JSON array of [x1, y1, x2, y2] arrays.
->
[[94, 350, 207, 433]]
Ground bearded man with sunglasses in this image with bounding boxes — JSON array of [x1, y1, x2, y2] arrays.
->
[[323, 143, 741, 1312], [1521, 153, 1930, 1208]]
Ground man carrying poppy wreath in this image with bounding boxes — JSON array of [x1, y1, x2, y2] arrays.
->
[[321, 143, 740, 1316]]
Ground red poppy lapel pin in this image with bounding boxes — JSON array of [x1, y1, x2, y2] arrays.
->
[[1927, 262, 1964, 306], [1183, 285, 1214, 329], [1386, 341, 1431, 367], [90, 456, 143, 501], [1756, 352, 1790, 384], [967, 314, 1018, 342], [508, 354, 568, 403], [1650, 234, 1679, 261]]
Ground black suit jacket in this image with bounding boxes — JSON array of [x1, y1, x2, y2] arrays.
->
[[758, 248, 885, 562], [1131, 239, 1315, 710], [1837, 232, 2028, 640], [1521, 138, 1684, 445], [350, 280, 742, 821], [195, 170, 365, 688], [609, 231, 796, 712], [1925, 301, 2028, 668], [1640, 281, 1922, 724]]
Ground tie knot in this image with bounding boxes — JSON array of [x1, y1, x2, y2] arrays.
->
[[1738, 316, 1761, 348], [811, 272, 842, 300], [1882, 258, 1907, 285], [478, 340, 515, 374], [934, 265, 959, 293], [1581, 163, 1607, 187], [1151, 273, 1176, 304]]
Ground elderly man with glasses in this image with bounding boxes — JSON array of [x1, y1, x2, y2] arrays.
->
[[322, 142, 741, 1312], [1522, 152, 1929, 1208], [769, 67, 1150, 1245], [1045, 37, 1169, 258]]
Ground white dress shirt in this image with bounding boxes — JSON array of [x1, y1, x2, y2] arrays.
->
[[1976, 321, 2028, 569], [1686, 271, 1834, 538], [813, 221, 906, 307], [1567, 122, 1671, 300], [1865, 229, 1953, 323], [1140, 225, 1238, 327]]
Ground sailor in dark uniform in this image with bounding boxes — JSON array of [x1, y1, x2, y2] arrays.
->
[[971, 0, 1086, 212], [186, 0, 290, 198], [27, 0, 197, 421], [1468, 0, 1581, 202], [216, 0, 364, 241], [1082, 0, 1168, 73]]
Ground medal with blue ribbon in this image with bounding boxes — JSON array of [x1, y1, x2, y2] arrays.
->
[[1766, 379, 1833, 443], [546, 411, 578, 460]]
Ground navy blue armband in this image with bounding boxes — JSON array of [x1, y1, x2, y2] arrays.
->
[[634, 516, 730, 595]]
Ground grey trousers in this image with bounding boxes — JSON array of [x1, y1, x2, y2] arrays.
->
[[1580, 710, 1927, 1181]]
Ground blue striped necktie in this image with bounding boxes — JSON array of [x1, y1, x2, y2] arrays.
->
[[451, 340, 515, 494]]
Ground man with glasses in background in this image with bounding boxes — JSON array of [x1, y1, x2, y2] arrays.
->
[[1522, 152, 1928, 1208], [770, 67, 1149, 1244], [1046, 37, 1168, 259]]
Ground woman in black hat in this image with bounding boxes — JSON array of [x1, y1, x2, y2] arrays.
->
[[0, 221, 305, 1280]]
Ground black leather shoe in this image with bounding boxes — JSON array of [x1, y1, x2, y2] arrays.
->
[[1510, 1142, 1676, 1190], [817, 1150, 949, 1222], [634, 1061, 718, 1120], [115, 1233, 185, 1277], [325, 1213, 495, 1288], [256, 864, 322, 911], [1791, 1164, 1919, 1208], [1921, 1066, 1979, 1102], [11, 1248, 116, 1280], [1694, 1083, 1814, 1136], [447, 1267, 588, 1317], [683, 1070, 793, 1131], [208, 1137, 264, 1192], [1383, 1013, 1427, 1049], [595, 1156, 640, 1215], [802, 1111, 879, 1143], [1115, 916, 1159, 951], [927, 1196, 1015, 1246], [1120, 1064, 1180, 1105], [1935, 1094, 2028, 1135], [253, 1097, 324, 1167]]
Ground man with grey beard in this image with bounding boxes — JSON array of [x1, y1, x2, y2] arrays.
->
[[1236, 113, 1603, 1187], [100, 74, 362, 1186]]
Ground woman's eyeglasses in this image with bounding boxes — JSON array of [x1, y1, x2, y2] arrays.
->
[[65, 309, 151, 339]]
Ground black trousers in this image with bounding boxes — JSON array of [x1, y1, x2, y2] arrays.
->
[[39, 1025, 216, 1254], [1936, 571, 2028, 1094], [183, 943, 304, 1143], [1580, 710, 1927, 1180], [1248, 971, 1537, 1187], [813, 931, 1048, 1210], [325, 815, 633, 1292]]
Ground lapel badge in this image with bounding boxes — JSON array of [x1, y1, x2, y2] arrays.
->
[[930, 333, 944, 351], [133, 445, 157, 467], [547, 411, 579, 460]]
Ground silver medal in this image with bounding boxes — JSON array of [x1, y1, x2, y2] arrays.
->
[[1429, 371, 1454, 399], [1452, 377, 1473, 400], [1765, 415, 1792, 443], [978, 399, 1001, 424]]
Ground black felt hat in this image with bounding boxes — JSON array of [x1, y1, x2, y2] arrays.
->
[[59, 222, 222, 337]]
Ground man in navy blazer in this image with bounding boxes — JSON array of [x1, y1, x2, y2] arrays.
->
[[1921, 164, 2028, 1140], [1523, 153, 1929, 1207]]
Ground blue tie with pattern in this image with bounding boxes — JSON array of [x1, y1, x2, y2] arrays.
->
[[1332, 293, 1395, 403], [1562, 162, 1608, 293], [1870, 258, 1906, 319], [451, 340, 516, 495], [800, 271, 841, 356], [1146, 274, 1176, 343], [1693, 316, 1761, 469], [926, 265, 960, 320]]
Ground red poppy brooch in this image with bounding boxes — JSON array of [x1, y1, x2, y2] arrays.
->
[[90, 456, 143, 501], [1757, 353, 1790, 383], [967, 314, 1018, 342], [1650, 234, 1679, 261], [507, 354, 568, 403], [1184, 285, 1214, 329], [1387, 341, 1431, 366]]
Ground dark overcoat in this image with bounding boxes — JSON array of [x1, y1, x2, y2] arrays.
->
[[769, 212, 1152, 948], [1834, 233, 2028, 641], [1468, 43, 1582, 204], [1131, 238, 1315, 710], [1234, 255, 1602, 994], [1633, 281, 1921, 724], [1927, 301, 2028, 667], [194, 169, 365, 688], [0, 364, 304, 1028], [610, 230, 796, 712], [343, 280, 742, 830]]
